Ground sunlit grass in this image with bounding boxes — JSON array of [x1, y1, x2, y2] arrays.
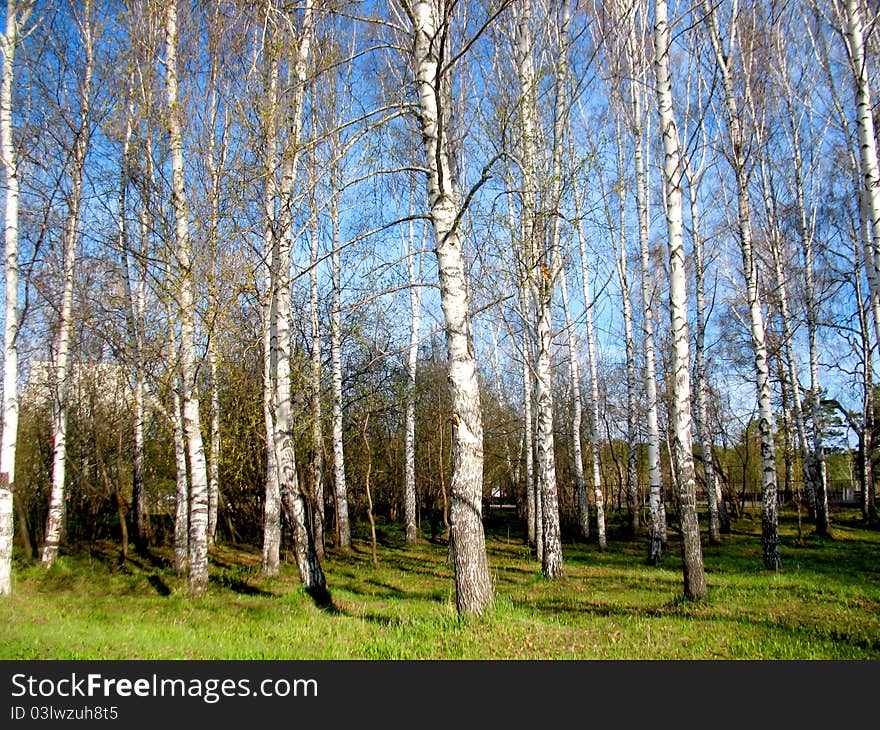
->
[[2, 507, 878, 659]]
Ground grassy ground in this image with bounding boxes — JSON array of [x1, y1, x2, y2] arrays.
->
[[2, 507, 878, 659]]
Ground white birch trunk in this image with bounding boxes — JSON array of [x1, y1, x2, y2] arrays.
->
[[685, 164, 726, 540], [404, 209, 423, 545], [784, 67, 828, 534], [560, 270, 588, 539], [654, 0, 707, 598], [309, 195, 325, 558], [125, 108, 151, 554], [759, 155, 823, 535], [615, 131, 636, 550], [816, 18, 869, 519], [42, 1, 93, 567], [205, 27, 223, 549], [630, 85, 658, 542], [853, 238, 877, 521], [705, 1, 779, 570], [512, 0, 539, 554], [208, 343, 220, 546], [531, 0, 572, 575], [617, 2, 653, 538], [573, 184, 601, 543], [846, 0, 880, 347], [274, 0, 325, 595], [0, 0, 32, 596], [521, 301, 536, 548], [260, 37, 281, 576], [330, 184, 350, 551], [172, 387, 189, 574], [165, 0, 211, 595], [410, 0, 492, 614]]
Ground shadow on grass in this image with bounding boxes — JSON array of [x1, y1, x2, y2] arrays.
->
[[147, 574, 171, 597], [306, 585, 340, 614], [208, 574, 276, 597]]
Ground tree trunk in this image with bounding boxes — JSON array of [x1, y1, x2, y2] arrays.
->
[[309, 191, 325, 559], [273, 0, 326, 596], [361, 413, 378, 567], [172, 389, 189, 575], [410, 0, 492, 615], [330, 184, 351, 551], [573, 183, 601, 544], [685, 159, 727, 538], [42, 0, 93, 567], [260, 34, 280, 576], [165, 0, 211, 595], [845, 0, 880, 346], [0, 0, 32, 598], [854, 239, 877, 522], [520, 288, 536, 550], [404, 208, 423, 545], [705, 1, 779, 571], [654, 0, 707, 599], [560, 271, 588, 539], [787, 112, 828, 533], [208, 342, 220, 547], [512, 0, 539, 556], [614, 124, 638, 551]]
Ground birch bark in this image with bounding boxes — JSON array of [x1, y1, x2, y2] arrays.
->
[[409, 0, 492, 614], [42, 0, 94, 567], [704, 1, 779, 570], [273, 0, 326, 594], [845, 0, 880, 346], [309, 182, 325, 558], [260, 27, 281, 576], [560, 270, 588, 540], [165, 0, 211, 595], [684, 159, 728, 539], [573, 183, 601, 543], [620, 0, 653, 538], [330, 179, 350, 550], [0, 0, 32, 597], [654, 0, 707, 598], [404, 204, 423, 544]]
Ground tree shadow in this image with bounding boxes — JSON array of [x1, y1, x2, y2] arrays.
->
[[146, 574, 171, 596], [306, 585, 339, 613], [209, 574, 276, 597]]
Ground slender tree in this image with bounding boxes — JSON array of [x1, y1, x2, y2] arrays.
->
[[654, 0, 707, 599], [403, 193, 423, 544], [165, 0, 211, 595], [0, 0, 33, 597], [42, 0, 95, 567], [403, 0, 492, 614], [703, 0, 779, 570]]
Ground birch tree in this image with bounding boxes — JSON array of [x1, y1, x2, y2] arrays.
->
[[259, 9, 281, 576], [843, 0, 880, 346], [330, 167, 350, 551], [270, 0, 326, 596], [511, 0, 540, 555], [618, 0, 657, 540], [403, 193, 423, 544], [41, 0, 94, 567], [0, 0, 33, 596], [572, 180, 603, 545], [399, 0, 492, 613], [703, 0, 780, 570], [308, 149, 325, 559], [164, 0, 211, 595], [654, 0, 707, 598]]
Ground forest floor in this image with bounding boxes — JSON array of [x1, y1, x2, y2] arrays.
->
[[2, 506, 879, 659]]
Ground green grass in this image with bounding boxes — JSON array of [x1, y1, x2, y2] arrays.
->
[[2, 508, 879, 659]]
